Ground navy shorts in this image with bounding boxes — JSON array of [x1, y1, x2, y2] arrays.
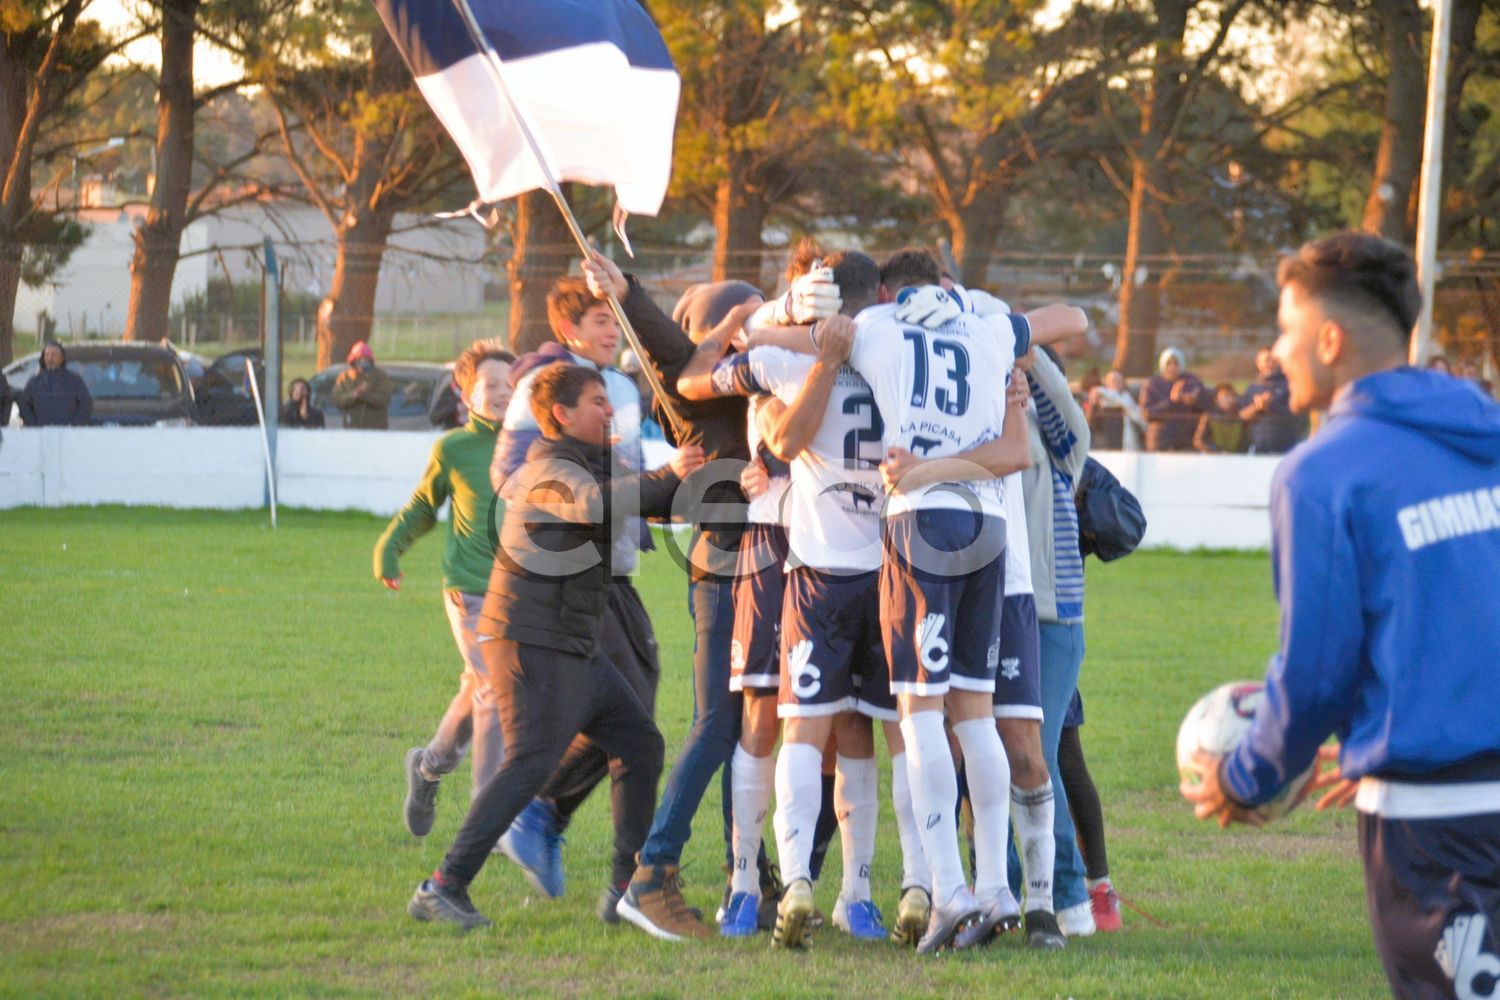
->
[[1063, 690, 1084, 728], [993, 593, 1042, 720], [880, 510, 1006, 697], [779, 568, 890, 720], [1360, 808, 1500, 999], [730, 523, 788, 692]]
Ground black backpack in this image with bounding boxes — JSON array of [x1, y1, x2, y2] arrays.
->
[[1075, 458, 1146, 561]]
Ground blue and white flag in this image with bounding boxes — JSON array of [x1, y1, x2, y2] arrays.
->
[[373, 0, 679, 217]]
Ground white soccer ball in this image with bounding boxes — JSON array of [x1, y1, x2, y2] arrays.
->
[[1176, 680, 1316, 821]]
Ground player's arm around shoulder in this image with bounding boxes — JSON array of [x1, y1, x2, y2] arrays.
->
[[675, 299, 764, 401], [761, 315, 854, 461], [1026, 348, 1091, 481]]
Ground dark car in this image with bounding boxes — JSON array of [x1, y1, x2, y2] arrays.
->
[[3, 342, 197, 427], [307, 361, 454, 430]]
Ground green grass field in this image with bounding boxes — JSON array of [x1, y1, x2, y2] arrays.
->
[[0, 507, 1384, 998]]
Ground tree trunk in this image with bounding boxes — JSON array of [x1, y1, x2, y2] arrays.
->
[[712, 148, 767, 288], [1438, 0, 1482, 243], [506, 188, 573, 356], [123, 0, 197, 344], [316, 210, 394, 369], [1115, 0, 1190, 377], [0, 244, 20, 366], [949, 197, 1004, 290], [1361, 0, 1425, 243], [1, 9, 51, 366]]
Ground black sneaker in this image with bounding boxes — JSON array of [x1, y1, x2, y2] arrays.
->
[[1024, 908, 1067, 950], [404, 748, 440, 837], [756, 860, 785, 931], [598, 884, 625, 924], [408, 878, 491, 930]]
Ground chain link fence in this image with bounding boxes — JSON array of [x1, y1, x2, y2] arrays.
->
[[10, 237, 1499, 384]]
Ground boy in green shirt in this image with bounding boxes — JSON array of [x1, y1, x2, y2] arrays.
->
[[375, 341, 516, 838]]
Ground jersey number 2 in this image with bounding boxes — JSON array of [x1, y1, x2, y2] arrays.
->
[[842, 392, 885, 468]]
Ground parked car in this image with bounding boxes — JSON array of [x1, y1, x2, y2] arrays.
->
[[307, 361, 454, 430], [3, 341, 197, 427]]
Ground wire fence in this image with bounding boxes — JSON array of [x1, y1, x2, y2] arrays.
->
[[10, 239, 1499, 382]]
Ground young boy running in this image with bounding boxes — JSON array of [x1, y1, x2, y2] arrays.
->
[[408, 364, 703, 931], [378, 341, 514, 837]]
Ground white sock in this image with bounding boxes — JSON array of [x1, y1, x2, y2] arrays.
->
[[1087, 875, 1112, 891], [834, 754, 878, 903], [1012, 780, 1057, 912], [899, 712, 965, 904], [953, 718, 1012, 902], [889, 752, 929, 893], [772, 742, 824, 886], [730, 743, 775, 897]]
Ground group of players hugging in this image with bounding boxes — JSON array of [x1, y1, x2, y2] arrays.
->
[[378, 240, 1108, 955]]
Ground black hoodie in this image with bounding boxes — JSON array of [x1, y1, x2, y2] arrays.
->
[[20, 343, 92, 426]]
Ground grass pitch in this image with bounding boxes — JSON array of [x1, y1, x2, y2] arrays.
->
[[0, 507, 1383, 998]]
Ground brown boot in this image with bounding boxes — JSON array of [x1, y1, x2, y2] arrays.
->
[[617, 864, 711, 941]]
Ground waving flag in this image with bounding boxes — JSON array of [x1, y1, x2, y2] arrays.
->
[[373, 0, 679, 217]]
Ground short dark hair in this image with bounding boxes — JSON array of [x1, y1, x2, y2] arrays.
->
[[824, 250, 880, 314], [1214, 381, 1239, 397], [453, 339, 515, 396], [880, 247, 942, 291], [530, 363, 605, 438], [1276, 231, 1421, 348], [546, 275, 608, 340]]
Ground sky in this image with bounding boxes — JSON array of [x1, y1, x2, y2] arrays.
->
[[89, 0, 244, 89]]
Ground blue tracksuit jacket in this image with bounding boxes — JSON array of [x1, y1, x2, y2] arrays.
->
[[1224, 367, 1500, 805]]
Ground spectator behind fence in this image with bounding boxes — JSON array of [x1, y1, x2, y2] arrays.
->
[[1426, 355, 1451, 374], [1238, 347, 1301, 453], [20, 340, 92, 426], [1086, 369, 1145, 451], [1139, 347, 1205, 451], [1194, 383, 1248, 454], [332, 340, 393, 429], [280, 378, 325, 428]]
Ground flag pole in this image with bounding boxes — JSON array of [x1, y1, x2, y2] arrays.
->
[[1410, 0, 1454, 365], [448, 0, 690, 442]]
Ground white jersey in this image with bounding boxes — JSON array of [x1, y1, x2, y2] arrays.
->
[[1002, 469, 1033, 596], [745, 393, 791, 526], [847, 304, 1030, 519], [713, 346, 884, 572]]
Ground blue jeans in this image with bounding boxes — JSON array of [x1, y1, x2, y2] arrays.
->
[[1038, 621, 1088, 910], [637, 573, 742, 867]]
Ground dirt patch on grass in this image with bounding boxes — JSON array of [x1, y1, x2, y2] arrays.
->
[[1, 910, 176, 949]]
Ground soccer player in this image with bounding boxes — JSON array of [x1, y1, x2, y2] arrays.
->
[[895, 280, 1088, 948], [1182, 231, 1500, 999], [407, 364, 703, 932], [838, 248, 1027, 952], [379, 341, 514, 839]]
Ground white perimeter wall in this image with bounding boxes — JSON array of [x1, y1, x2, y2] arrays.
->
[[0, 428, 1283, 550]]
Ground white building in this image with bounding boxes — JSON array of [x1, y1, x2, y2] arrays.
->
[[16, 202, 490, 338]]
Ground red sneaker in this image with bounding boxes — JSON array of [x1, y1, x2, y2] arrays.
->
[[1089, 882, 1123, 932]]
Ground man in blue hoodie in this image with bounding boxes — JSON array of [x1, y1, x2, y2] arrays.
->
[[1183, 231, 1500, 999], [20, 341, 92, 426]]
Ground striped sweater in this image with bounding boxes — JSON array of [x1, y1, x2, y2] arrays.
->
[[1021, 351, 1090, 623]]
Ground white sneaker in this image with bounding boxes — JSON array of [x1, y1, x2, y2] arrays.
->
[[1057, 899, 1097, 937]]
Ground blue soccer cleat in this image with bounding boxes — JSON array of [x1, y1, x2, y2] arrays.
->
[[832, 896, 887, 941], [719, 891, 761, 937], [498, 799, 566, 898]]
